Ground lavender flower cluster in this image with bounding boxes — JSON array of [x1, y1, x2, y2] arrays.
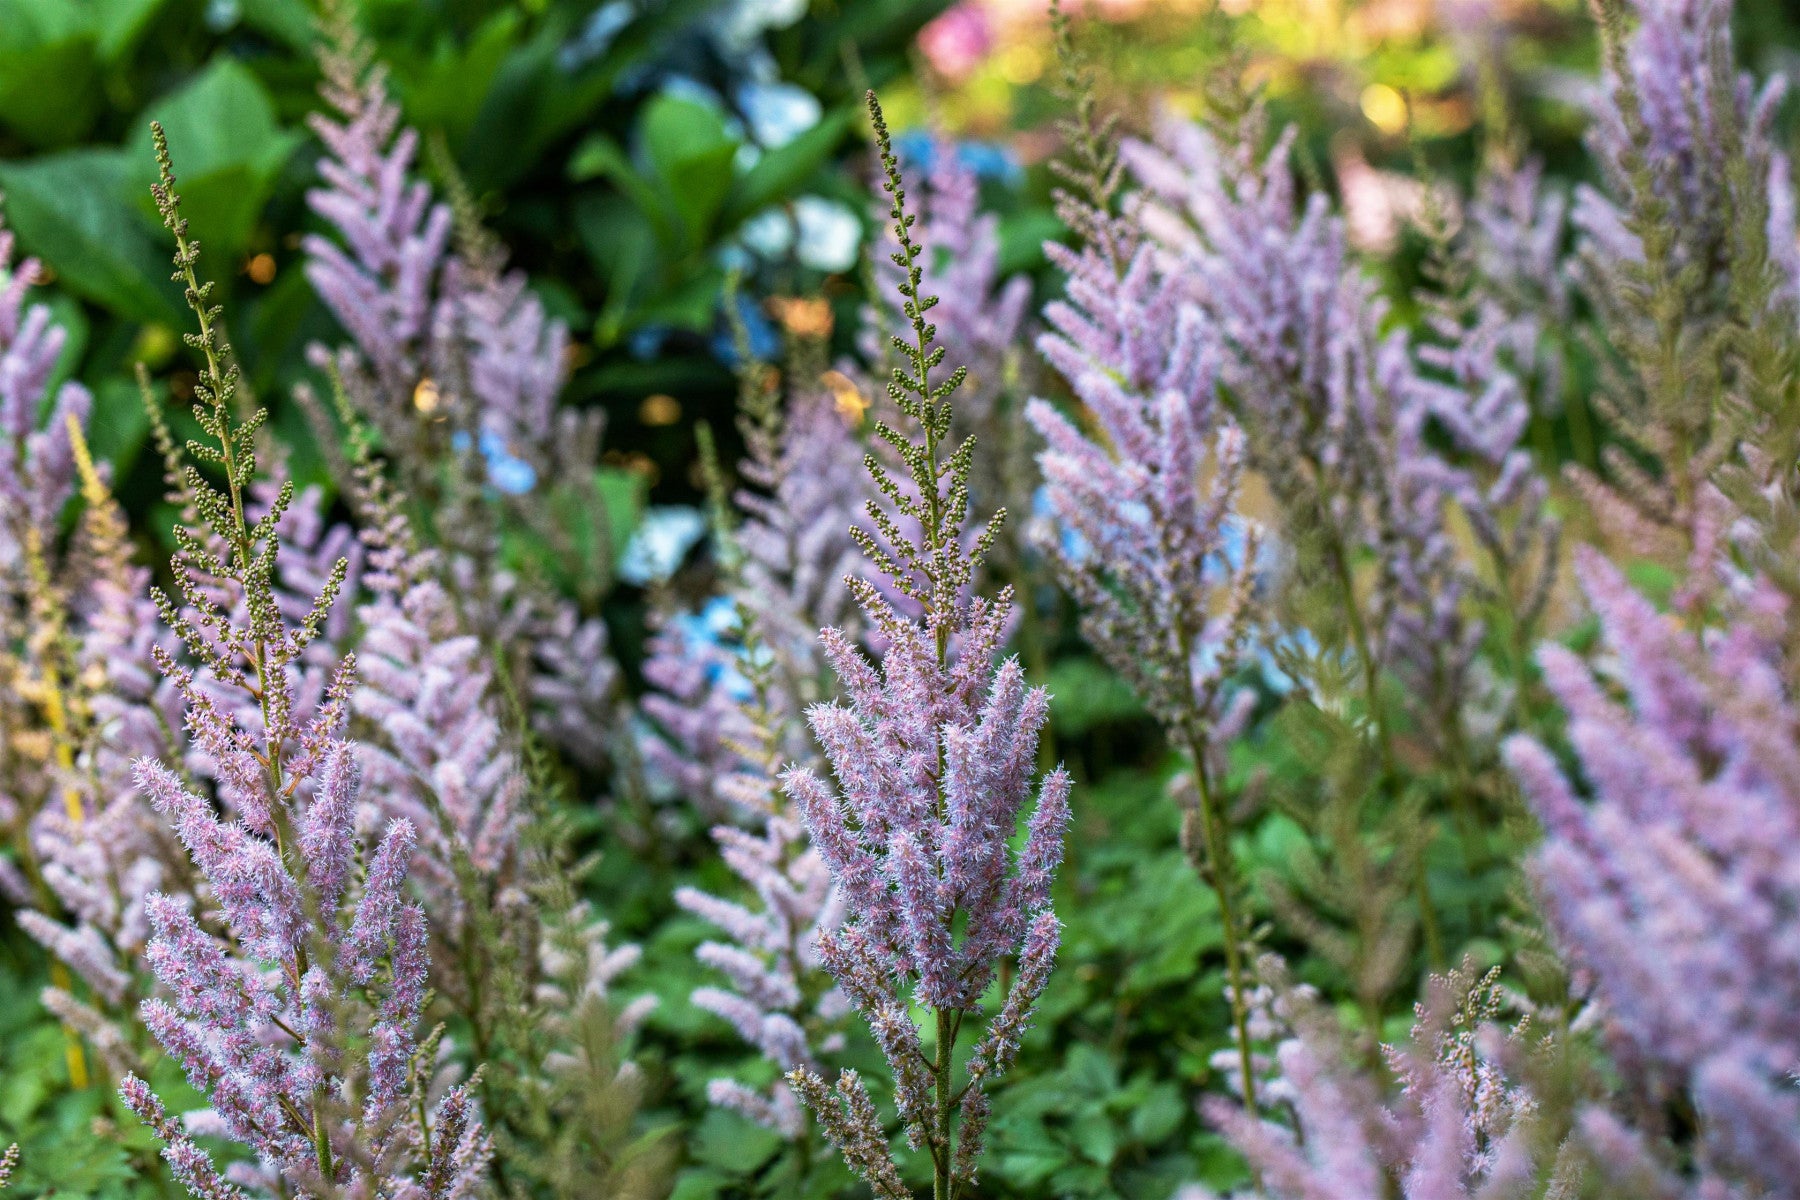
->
[[9, 0, 1800, 1195]]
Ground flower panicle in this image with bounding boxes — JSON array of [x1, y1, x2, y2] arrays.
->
[[780, 91, 1071, 1199]]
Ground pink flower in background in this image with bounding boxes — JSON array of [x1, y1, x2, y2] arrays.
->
[[919, 3, 995, 81]]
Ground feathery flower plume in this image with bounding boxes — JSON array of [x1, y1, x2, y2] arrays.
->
[[1569, 0, 1800, 569], [863, 135, 1036, 522], [1190, 958, 1553, 1200], [1028, 7, 1263, 1107], [120, 124, 486, 1199], [1506, 550, 1800, 1193], [0, 203, 91, 560], [779, 92, 1071, 1199], [1123, 96, 1485, 753], [302, 7, 623, 773], [1, 207, 173, 1089], [660, 350, 868, 1139]]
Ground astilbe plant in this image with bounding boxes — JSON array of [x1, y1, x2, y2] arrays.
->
[[300, 10, 622, 775], [1569, 0, 1800, 572], [1190, 958, 1564, 1200], [776, 93, 1071, 1200], [1026, 19, 1263, 1107], [1506, 551, 1800, 1195], [0, 205, 199, 1091], [1131, 100, 1489, 756], [653, 332, 869, 1142], [116, 125, 488, 1199], [1115, 76, 1562, 997], [14, 418, 194, 1084], [863, 136, 1036, 526], [311, 370, 661, 1199]]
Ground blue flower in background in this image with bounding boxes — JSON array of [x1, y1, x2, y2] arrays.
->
[[630, 325, 670, 360], [620, 506, 708, 585], [711, 292, 781, 365], [668, 596, 763, 702], [953, 141, 1023, 187], [889, 131, 1023, 187], [738, 208, 796, 259], [792, 196, 861, 272], [451, 429, 538, 496], [737, 81, 820, 149], [892, 129, 939, 175], [1032, 483, 1092, 565]]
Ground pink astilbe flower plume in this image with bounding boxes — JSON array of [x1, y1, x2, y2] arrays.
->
[[1026, 45, 1265, 1106], [779, 93, 1071, 1200], [653, 345, 868, 1138], [1191, 959, 1551, 1200], [1124, 99, 1485, 752], [0, 201, 91, 560], [1568, 0, 1800, 569], [118, 125, 486, 1199], [1, 209, 190, 1088], [301, 9, 623, 775], [1506, 550, 1800, 1194], [863, 136, 1035, 505]]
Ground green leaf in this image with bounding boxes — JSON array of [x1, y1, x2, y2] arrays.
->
[[723, 105, 856, 226], [1070, 1110, 1120, 1167], [133, 57, 300, 262], [1129, 1082, 1187, 1145], [687, 1107, 782, 1173], [237, 0, 318, 51], [389, 9, 522, 142], [640, 94, 740, 248], [0, 0, 101, 147], [93, 0, 169, 60], [0, 149, 182, 324]]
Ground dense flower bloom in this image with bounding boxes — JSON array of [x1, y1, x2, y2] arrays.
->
[[119, 125, 488, 1198], [0, 209, 90, 562], [651, 375, 869, 1134], [302, 25, 622, 772], [780, 94, 1070, 1196], [1124, 104, 1488, 751], [1506, 551, 1800, 1193], [1191, 960, 1547, 1200]]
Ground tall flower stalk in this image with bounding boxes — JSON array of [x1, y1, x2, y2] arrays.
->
[[780, 92, 1071, 1200], [118, 124, 486, 1199], [1027, 11, 1263, 1107]]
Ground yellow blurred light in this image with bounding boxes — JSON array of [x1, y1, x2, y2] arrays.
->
[[1360, 83, 1409, 135], [639, 393, 682, 426], [996, 42, 1045, 86], [767, 296, 834, 340], [821, 369, 869, 423], [413, 378, 441, 414], [246, 253, 277, 285]]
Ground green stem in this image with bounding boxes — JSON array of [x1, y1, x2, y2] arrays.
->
[[1325, 538, 1442, 967], [934, 1007, 955, 1200], [1182, 736, 1258, 1115]]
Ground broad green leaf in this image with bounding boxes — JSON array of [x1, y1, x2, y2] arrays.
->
[[0, 0, 101, 146], [723, 105, 856, 226], [389, 9, 521, 142], [0, 149, 182, 324], [640, 94, 739, 248], [93, 0, 169, 60], [132, 58, 301, 261], [238, 0, 324, 52]]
